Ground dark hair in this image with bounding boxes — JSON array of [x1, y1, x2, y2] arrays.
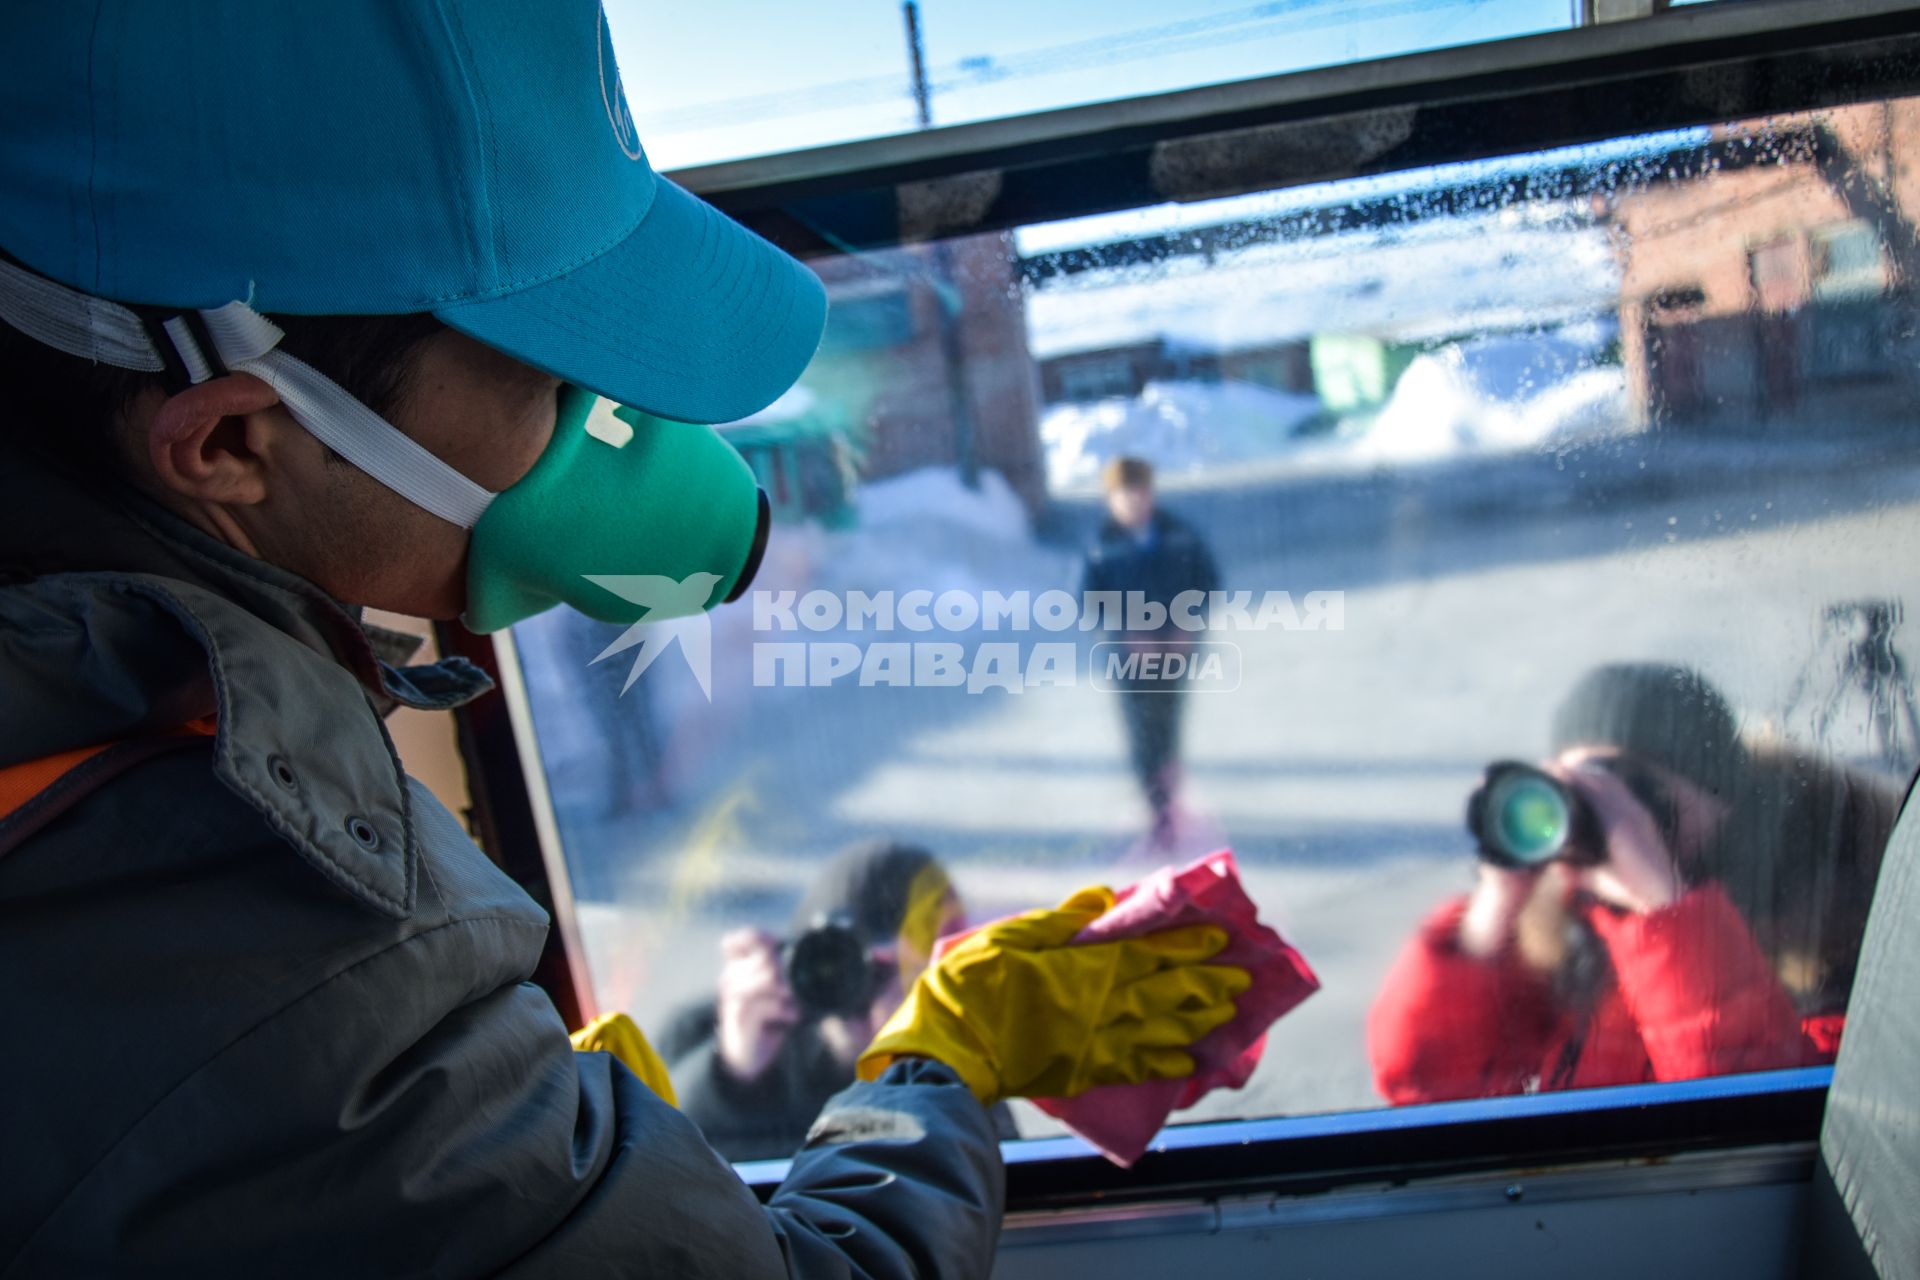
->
[[1712, 742, 1900, 1011], [788, 841, 948, 947], [0, 306, 446, 477]]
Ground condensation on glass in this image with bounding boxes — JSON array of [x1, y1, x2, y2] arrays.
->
[[511, 96, 1920, 1160]]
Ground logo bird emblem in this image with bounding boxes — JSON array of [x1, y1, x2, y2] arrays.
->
[[583, 573, 724, 699]]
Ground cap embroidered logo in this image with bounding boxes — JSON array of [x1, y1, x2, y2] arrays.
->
[[597, 6, 643, 161]]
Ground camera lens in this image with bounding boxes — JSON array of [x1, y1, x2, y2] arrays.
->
[[784, 919, 874, 1018], [1471, 763, 1575, 866]]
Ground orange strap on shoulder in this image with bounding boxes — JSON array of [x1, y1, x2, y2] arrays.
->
[[0, 716, 216, 853], [0, 742, 123, 823]]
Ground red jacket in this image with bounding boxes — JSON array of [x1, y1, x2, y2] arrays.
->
[[1368, 883, 1841, 1105]]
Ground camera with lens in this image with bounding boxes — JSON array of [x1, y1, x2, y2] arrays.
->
[[782, 914, 888, 1018], [1466, 758, 1676, 868]]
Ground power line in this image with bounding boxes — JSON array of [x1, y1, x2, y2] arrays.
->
[[929, 0, 1445, 85], [639, 0, 1490, 133], [640, 0, 1400, 129], [953, 0, 1476, 85]]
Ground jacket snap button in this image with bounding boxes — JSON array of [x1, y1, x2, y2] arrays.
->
[[345, 816, 380, 851], [268, 755, 299, 793]]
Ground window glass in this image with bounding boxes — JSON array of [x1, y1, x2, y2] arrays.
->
[[606, 0, 1575, 171], [511, 96, 1920, 1161]]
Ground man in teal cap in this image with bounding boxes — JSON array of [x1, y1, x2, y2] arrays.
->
[[0, 3, 1247, 1275]]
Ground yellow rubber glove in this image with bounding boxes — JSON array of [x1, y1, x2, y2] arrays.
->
[[570, 1011, 678, 1108], [856, 885, 1251, 1104]]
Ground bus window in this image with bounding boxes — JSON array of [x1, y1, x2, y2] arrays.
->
[[608, 0, 1576, 171], [505, 95, 1919, 1163]]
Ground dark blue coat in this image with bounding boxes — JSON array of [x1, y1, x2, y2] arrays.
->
[[0, 445, 1002, 1277]]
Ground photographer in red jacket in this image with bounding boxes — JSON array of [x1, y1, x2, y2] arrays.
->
[[1369, 664, 1897, 1105]]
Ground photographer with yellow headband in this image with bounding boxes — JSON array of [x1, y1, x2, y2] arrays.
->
[[651, 842, 1026, 1161]]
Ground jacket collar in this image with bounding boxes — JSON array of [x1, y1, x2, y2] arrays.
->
[[0, 444, 494, 918]]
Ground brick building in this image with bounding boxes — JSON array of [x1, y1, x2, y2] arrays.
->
[[798, 232, 1047, 514], [1606, 99, 1920, 427]]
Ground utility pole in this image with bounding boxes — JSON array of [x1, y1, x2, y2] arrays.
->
[[903, 1, 933, 128], [901, 1, 981, 488]]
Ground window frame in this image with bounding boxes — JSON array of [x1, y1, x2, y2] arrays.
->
[[441, 0, 1920, 1206], [674, 0, 1920, 255], [729, 1068, 1831, 1204]]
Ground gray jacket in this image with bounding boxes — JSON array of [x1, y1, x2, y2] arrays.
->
[[0, 447, 1004, 1277]]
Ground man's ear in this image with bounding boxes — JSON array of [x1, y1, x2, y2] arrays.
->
[[147, 372, 288, 506]]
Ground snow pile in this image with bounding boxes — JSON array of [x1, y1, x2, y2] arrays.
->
[[853, 463, 1032, 545], [742, 465, 1061, 612], [821, 466, 1052, 601], [1358, 334, 1628, 463], [1040, 379, 1323, 491], [1515, 365, 1629, 441]]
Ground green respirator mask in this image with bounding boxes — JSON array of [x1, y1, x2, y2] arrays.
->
[[0, 277, 767, 634], [464, 385, 770, 634]]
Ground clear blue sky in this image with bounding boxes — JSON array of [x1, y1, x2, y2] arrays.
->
[[606, 0, 1581, 171]]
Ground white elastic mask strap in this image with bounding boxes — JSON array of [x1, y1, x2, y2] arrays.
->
[[0, 256, 165, 372], [0, 259, 495, 529], [197, 303, 495, 528]]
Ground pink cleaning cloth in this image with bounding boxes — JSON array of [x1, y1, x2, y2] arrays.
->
[[1037, 848, 1318, 1166]]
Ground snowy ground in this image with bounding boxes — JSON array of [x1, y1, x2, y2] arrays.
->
[[516, 422, 1920, 1153]]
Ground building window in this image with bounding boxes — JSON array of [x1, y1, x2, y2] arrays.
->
[[1810, 220, 1887, 300]]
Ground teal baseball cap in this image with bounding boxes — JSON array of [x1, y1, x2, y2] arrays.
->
[[0, 1, 824, 426]]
